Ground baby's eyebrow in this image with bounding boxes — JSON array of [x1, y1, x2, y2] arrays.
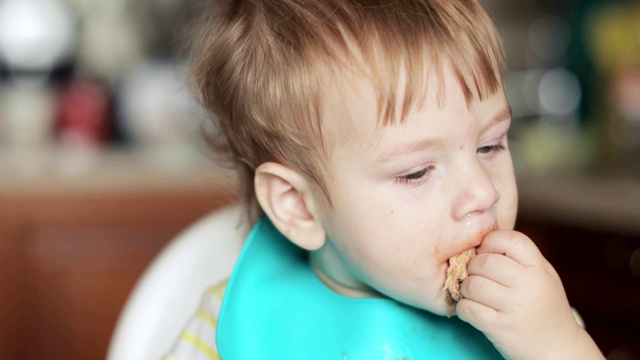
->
[[373, 106, 512, 164], [479, 105, 512, 135], [374, 137, 444, 165], [492, 106, 512, 124]]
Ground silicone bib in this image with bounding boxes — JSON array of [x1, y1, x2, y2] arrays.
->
[[217, 217, 503, 359]]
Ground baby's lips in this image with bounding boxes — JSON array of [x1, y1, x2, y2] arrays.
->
[[442, 222, 497, 301], [475, 222, 499, 248], [443, 248, 476, 302]]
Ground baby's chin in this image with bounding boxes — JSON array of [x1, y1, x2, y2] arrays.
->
[[394, 292, 457, 318], [444, 293, 458, 317], [435, 297, 458, 318]]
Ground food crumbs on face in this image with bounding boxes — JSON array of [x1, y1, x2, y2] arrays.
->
[[443, 248, 476, 302]]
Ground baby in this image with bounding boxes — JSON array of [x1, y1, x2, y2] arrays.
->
[[166, 0, 605, 359]]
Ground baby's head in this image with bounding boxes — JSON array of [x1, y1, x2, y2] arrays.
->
[[191, 0, 517, 316]]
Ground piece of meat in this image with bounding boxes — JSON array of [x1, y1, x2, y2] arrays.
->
[[443, 248, 476, 302]]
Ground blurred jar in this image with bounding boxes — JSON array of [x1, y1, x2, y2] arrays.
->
[[118, 60, 198, 146], [608, 65, 640, 176], [587, 1, 640, 177], [71, 0, 144, 82], [0, 0, 76, 158], [0, 81, 56, 149], [54, 77, 113, 147]]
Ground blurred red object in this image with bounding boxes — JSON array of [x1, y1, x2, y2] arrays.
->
[[55, 77, 113, 146]]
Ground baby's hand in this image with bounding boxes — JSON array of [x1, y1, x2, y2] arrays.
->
[[455, 230, 604, 360]]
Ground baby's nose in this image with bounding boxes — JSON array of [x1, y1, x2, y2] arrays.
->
[[451, 164, 500, 221]]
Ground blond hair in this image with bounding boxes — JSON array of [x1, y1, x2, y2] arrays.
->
[[188, 0, 503, 218]]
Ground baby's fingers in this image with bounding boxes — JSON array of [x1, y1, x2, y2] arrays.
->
[[478, 230, 542, 267], [467, 253, 521, 288], [460, 275, 509, 312], [456, 297, 499, 331]]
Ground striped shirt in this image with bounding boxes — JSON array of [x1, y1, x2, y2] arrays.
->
[[163, 281, 227, 360]]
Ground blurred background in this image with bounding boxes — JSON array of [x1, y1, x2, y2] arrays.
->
[[0, 0, 637, 359]]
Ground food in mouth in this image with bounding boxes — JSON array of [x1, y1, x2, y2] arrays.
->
[[443, 248, 476, 302]]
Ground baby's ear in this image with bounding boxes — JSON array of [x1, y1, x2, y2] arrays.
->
[[254, 162, 326, 250]]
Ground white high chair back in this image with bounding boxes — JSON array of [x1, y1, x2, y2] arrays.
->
[[106, 203, 248, 360]]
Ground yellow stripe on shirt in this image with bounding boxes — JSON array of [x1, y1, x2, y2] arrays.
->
[[180, 332, 221, 360], [205, 280, 228, 300], [196, 309, 217, 329]]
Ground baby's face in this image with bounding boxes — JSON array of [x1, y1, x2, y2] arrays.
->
[[309, 64, 517, 316]]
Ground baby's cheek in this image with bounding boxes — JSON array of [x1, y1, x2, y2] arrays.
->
[[370, 250, 424, 283], [496, 193, 518, 230], [506, 204, 519, 229]]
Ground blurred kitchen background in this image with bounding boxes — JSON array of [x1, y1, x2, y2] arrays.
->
[[0, 0, 217, 179], [0, 0, 637, 359]]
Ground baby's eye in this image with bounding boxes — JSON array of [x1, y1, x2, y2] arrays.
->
[[477, 144, 505, 154], [395, 165, 434, 186]]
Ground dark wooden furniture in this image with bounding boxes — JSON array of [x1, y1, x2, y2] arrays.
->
[[0, 150, 237, 360]]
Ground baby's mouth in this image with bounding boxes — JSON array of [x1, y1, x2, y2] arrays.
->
[[443, 248, 476, 302], [441, 224, 496, 312]]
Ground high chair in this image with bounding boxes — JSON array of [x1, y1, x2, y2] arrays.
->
[[106, 203, 248, 360]]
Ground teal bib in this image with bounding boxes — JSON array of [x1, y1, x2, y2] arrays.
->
[[217, 217, 503, 359]]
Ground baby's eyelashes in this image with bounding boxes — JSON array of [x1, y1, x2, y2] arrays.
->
[[477, 144, 505, 154], [394, 165, 435, 186]]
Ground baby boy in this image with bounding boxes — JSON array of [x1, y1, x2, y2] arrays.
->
[[167, 0, 605, 359]]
